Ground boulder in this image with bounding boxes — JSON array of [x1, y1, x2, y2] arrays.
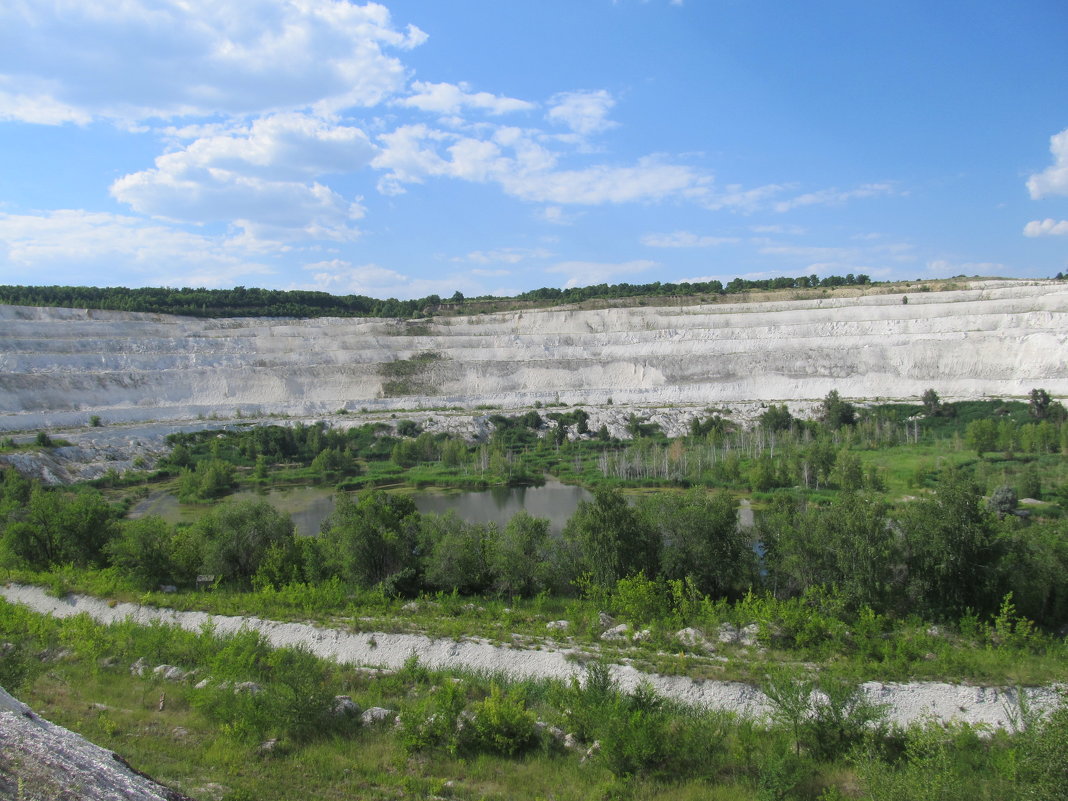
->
[[360, 707, 394, 726], [601, 624, 631, 641]]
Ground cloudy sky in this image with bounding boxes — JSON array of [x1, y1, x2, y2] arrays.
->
[[1, 0, 1066, 299]]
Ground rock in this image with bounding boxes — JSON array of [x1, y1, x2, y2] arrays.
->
[[158, 585, 177, 594], [401, 601, 421, 613], [675, 627, 713, 651], [632, 628, 651, 642], [360, 707, 394, 726], [581, 740, 601, 763], [257, 738, 280, 755], [601, 624, 631, 641], [546, 620, 570, 631], [598, 611, 615, 628], [234, 682, 263, 695], [716, 623, 740, 644], [194, 678, 212, 690], [332, 695, 361, 717], [130, 657, 148, 677], [563, 733, 581, 751], [739, 623, 761, 647], [152, 665, 186, 682]]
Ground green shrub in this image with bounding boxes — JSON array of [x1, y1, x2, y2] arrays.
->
[[463, 684, 538, 756]]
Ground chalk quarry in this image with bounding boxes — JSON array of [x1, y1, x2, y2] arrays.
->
[[2, 280, 1066, 434]]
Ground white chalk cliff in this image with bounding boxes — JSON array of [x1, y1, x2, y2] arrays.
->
[[1, 280, 1065, 432]]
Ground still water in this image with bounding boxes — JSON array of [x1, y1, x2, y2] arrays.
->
[[129, 479, 593, 536]]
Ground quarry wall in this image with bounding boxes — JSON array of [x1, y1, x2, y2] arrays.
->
[[1, 281, 1066, 432]]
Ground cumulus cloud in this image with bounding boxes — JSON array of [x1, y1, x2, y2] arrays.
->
[[1027, 128, 1068, 198], [398, 81, 536, 116], [0, 210, 272, 287], [642, 231, 739, 248], [109, 113, 370, 240], [545, 259, 657, 287], [373, 124, 709, 205], [546, 90, 617, 136], [0, 0, 424, 123], [1024, 218, 1068, 236]]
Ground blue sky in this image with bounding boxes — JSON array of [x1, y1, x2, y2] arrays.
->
[[0, 0, 1066, 299]]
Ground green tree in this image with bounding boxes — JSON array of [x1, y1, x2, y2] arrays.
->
[[965, 418, 997, 456], [901, 470, 1007, 620], [921, 388, 941, 416], [564, 488, 659, 589], [320, 491, 420, 590], [196, 499, 296, 588], [820, 390, 856, 429], [106, 516, 177, 590], [421, 513, 495, 595], [761, 492, 897, 611], [759, 404, 794, 432], [1029, 388, 1052, 419], [492, 511, 553, 597], [639, 490, 752, 599], [2, 487, 116, 569]]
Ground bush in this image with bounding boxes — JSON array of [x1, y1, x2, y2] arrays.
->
[[463, 684, 538, 756]]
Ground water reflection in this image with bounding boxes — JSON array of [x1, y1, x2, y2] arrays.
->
[[129, 479, 592, 536]]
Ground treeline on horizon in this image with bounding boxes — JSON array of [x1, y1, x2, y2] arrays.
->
[[0, 273, 872, 319]]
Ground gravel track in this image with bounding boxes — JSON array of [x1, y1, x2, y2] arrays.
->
[[3, 583, 1060, 730]]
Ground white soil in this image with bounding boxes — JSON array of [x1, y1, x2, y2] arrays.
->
[[3, 583, 1060, 731]]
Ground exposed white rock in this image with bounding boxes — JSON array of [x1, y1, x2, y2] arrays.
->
[[360, 706, 394, 726], [0, 684, 194, 800], [1, 281, 1064, 437], [3, 583, 1064, 731], [546, 620, 570, 631], [601, 624, 631, 641], [675, 627, 714, 652]]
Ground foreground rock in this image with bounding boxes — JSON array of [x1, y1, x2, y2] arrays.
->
[[0, 684, 194, 801], [2, 583, 1062, 731]]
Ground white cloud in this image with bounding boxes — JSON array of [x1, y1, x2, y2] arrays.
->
[[109, 113, 369, 241], [642, 231, 739, 248], [0, 0, 424, 123], [538, 206, 575, 225], [705, 184, 791, 213], [751, 224, 807, 235], [300, 260, 487, 300], [373, 125, 709, 205], [1024, 218, 1068, 236], [502, 158, 710, 205], [0, 210, 272, 287], [398, 81, 535, 116], [546, 90, 617, 136], [454, 248, 551, 265], [1027, 128, 1068, 198], [752, 238, 915, 274], [155, 114, 377, 181], [926, 259, 1005, 276], [773, 183, 897, 213], [545, 259, 657, 287]]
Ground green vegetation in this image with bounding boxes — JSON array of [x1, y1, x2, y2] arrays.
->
[[2, 389, 1068, 796], [1, 599, 1065, 801], [0, 273, 875, 320]]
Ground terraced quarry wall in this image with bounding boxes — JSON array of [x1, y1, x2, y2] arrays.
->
[[1, 281, 1066, 432]]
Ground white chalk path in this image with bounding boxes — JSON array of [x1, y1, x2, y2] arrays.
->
[[3, 583, 1060, 730]]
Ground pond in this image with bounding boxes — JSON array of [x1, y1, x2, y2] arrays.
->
[[128, 479, 594, 536]]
